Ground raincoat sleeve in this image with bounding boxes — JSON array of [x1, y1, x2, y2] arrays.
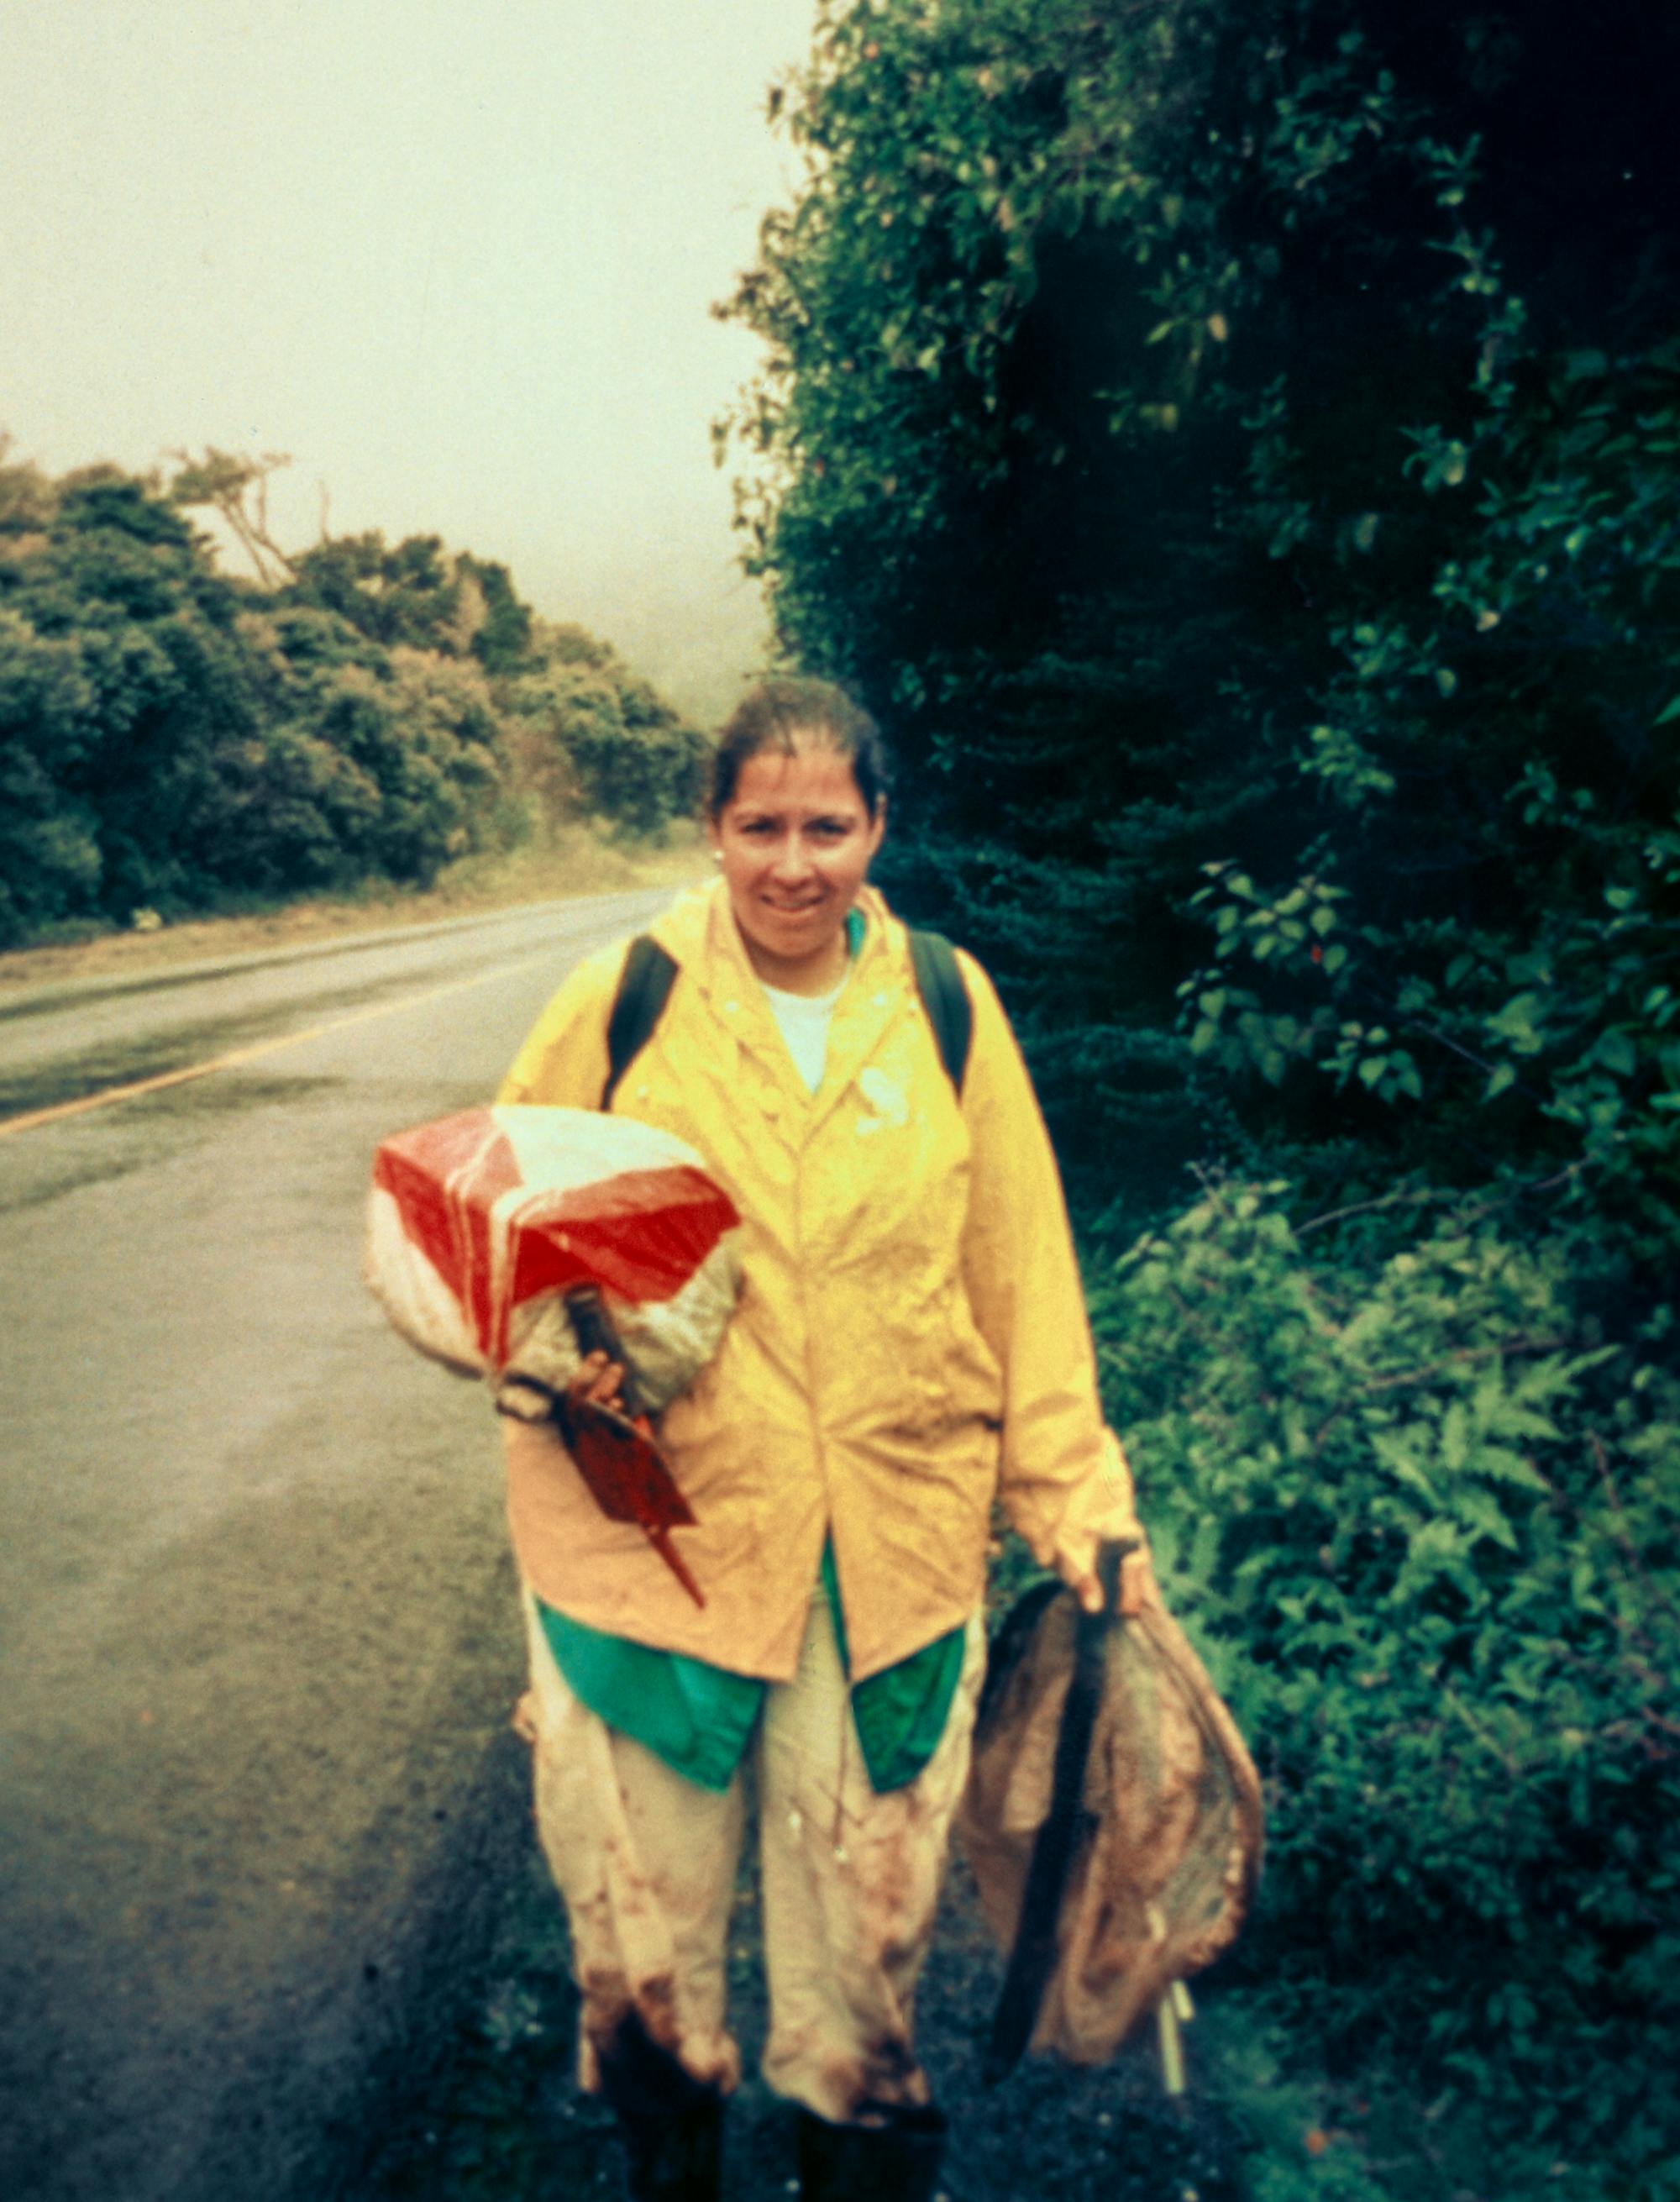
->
[[495, 939, 627, 1108], [955, 951, 1147, 1582]]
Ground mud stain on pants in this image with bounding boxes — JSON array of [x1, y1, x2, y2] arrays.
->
[[516, 1584, 985, 2124]]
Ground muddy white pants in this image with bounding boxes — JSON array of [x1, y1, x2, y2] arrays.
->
[[518, 1587, 986, 2125]]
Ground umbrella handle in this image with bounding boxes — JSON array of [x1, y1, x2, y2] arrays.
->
[[564, 1285, 646, 1420]]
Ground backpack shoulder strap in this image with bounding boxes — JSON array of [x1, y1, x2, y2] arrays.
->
[[906, 928, 973, 1097], [601, 935, 679, 1108], [603, 927, 969, 1105]]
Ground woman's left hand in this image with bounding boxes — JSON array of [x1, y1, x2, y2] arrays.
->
[[1059, 1538, 1155, 1619]]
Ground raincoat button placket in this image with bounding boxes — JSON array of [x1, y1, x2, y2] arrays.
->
[[789, 1120, 833, 1538]]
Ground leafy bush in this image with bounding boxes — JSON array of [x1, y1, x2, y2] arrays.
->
[[504, 654, 707, 841], [0, 465, 271, 932], [1097, 1177, 1680, 2187]]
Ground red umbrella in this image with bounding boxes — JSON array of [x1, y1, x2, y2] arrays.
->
[[367, 1105, 740, 1606]]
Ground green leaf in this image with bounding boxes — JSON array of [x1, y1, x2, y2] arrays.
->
[[1459, 1488, 1520, 1553], [1440, 1401, 1469, 1471], [1592, 1028, 1638, 1077], [1368, 1426, 1437, 1501], [1472, 1446, 1549, 1492], [1487, 992, 1546, 1054]]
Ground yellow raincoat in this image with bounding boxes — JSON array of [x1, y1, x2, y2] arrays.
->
[[497, 877, 1142, 1684]]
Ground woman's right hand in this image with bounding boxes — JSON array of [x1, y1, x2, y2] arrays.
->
[[566, 1349, 627, 1421]]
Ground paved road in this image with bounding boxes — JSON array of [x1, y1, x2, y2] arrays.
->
[[0, 891, 671, 2202]]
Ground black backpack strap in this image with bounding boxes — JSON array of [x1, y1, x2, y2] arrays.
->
[[601, 935, 679, 1108], [907, 928, 973, 1096], [603, 927, 969, 1106]]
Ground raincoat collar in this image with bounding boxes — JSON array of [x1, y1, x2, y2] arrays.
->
[[648, 875, 900, 989], [648, 879, 911, 1130]]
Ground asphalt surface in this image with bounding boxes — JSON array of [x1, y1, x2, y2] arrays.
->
[[0, 891, 672, 2202]]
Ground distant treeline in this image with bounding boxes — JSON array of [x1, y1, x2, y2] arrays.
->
[[0, 447, 707, 947]]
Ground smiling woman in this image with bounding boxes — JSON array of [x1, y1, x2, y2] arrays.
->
[[492, 674, 1153, 2201]]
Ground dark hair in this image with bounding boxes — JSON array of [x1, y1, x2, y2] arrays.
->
[[708, 677, 891, 820]]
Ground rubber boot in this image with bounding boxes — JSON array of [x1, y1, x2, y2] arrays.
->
[[795, 2101, 948, 2202], [594, 2007, 726, 2202]]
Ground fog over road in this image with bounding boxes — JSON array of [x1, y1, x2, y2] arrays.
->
[[0, 890, 673, 2202]]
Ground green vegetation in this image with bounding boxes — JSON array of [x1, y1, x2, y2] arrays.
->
[[721, 2, 1679, 2192], [0, 447, 706, 948]]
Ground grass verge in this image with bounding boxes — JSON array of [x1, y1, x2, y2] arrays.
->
[[0, 828, 706, 996]]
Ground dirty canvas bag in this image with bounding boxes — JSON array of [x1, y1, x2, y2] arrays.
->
[[958, 1567, 1264, 2068]]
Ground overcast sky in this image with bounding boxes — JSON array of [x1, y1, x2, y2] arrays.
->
[[1, 0, 819, 722]]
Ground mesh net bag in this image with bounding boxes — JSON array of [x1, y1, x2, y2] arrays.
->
[[364, 1104, 743, 1415], [958, 1579, 1264, 2065]]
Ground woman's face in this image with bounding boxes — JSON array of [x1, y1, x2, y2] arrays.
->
[[711, 738, 885, 987]]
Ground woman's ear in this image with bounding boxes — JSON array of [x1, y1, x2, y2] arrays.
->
[[866, 800, 887, 859]]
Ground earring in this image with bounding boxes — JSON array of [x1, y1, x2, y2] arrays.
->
[[711, 848, 723, 866]]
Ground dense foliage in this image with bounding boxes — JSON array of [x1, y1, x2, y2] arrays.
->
[[501, 623, 711, 841], [1101, 1180, 1678, 2193], [0, 453, 705, 945], [722, 2, 1679, 2189]]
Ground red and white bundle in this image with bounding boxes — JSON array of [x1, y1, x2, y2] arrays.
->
[[365, 1105, 743, 1415]]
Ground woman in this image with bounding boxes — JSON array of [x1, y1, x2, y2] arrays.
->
[[497, 678, 1152, 2202]]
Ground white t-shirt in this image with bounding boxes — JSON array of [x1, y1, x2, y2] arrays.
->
[[759, 973, 847, 1093]]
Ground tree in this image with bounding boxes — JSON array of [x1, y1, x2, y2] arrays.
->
[[167, 447, 297, 586], [720, 0, 1680, 1201], [504, 646, 706, 839], [288, 530, 467, 653], [459, 553, 535, 675], [0, 463, 265, 932], [226, 603, 521, 890]]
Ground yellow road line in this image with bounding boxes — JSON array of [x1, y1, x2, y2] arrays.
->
[[0, 951, 558, 1141]]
